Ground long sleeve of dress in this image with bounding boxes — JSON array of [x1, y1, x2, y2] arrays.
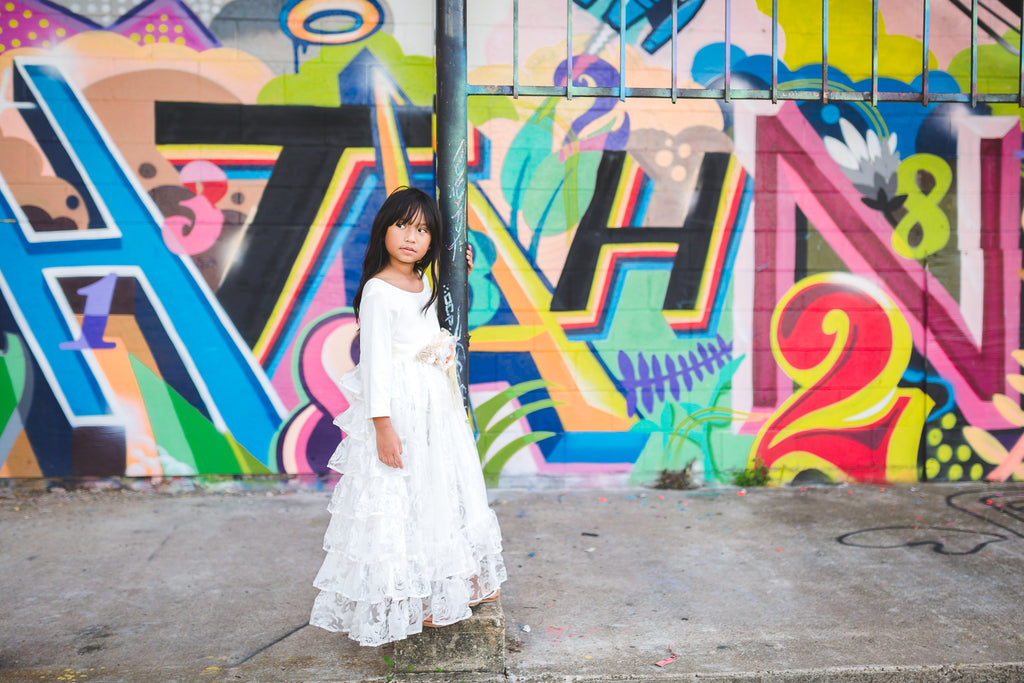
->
[[358, 285, 393, 418]]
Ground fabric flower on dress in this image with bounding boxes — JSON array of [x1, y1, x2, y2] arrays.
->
[[415, 329, 457, 371], [415, 330, 462, 405]]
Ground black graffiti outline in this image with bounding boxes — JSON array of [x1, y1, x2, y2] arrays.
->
[[946, 489, 1024, 538], [835, 487, 1024, 555], [836, 525, 1007, 556]]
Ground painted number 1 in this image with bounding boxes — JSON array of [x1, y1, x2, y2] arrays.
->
[[59, 273, 118, 351]]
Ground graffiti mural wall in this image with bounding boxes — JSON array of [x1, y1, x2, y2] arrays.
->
[[0, 0, 1021, 486]]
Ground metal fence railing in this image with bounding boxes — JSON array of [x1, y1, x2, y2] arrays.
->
[[465, 0, 1024, 107], [435, 0, 1024, 403]]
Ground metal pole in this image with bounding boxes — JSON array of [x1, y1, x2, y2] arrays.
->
[[725, 0, 732, 102], [871, 0, 878, 107], [771, 0, 778, 103], [619, 0, 625, 100], [970, 0, 978, 108], [513, 0, 519, 99], [922, 0, 930, 105], [435, 0, 470, 404], [568, 0, 574, 99], [821, 0, 829, 103], [1019, 10, 1023, 107], [671, 0, 678, 102]]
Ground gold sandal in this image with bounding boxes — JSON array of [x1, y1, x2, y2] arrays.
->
[[470, 589, 500, 607]]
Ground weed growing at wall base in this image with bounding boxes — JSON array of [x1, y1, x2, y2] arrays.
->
[[654, 460, 697, 490], [733, 457, 770, 487]]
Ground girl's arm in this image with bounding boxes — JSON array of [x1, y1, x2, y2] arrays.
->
[[372, 416, 403, 469], [359, 285, 403, 469]]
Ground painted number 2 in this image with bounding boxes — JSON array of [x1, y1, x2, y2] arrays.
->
[[751, 273, 933, 484]]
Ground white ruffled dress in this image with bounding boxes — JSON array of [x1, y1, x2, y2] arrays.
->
[[309, 275, 506, 647]]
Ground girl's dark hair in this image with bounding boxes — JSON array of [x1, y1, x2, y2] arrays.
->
[[352, 186, 442, 318]]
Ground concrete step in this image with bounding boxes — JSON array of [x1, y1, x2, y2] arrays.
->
[[392, 599, 505, 674]]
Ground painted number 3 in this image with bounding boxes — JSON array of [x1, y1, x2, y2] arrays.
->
[[751, 273, 933, 484]]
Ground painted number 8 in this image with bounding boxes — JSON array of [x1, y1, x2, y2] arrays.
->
[[893, 153, 952, 260]]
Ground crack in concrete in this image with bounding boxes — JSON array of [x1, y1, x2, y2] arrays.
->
[[147, 524, 180, 562], [227, 623, 309, 667]]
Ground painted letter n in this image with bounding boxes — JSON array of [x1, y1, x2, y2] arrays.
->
[[753, 102, 1020, 429]]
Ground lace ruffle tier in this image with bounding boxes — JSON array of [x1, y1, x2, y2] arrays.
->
[[309, 358, 507, 646]]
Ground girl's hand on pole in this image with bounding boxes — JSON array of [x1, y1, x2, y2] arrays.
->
[[372, 417, 404, 469], [467, 243, 474, 274]]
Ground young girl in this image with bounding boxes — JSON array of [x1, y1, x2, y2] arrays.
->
[[309, 186, 506, 646]]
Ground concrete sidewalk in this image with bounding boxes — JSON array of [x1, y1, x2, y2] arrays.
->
[[2, 479, 1023, 682]]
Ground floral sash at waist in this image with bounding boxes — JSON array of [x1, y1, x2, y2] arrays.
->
[[415, 330, 461, 403], [415, 329, 457, 371]]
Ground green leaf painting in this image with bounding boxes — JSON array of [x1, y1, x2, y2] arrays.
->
[[474, 379, 560, 487]]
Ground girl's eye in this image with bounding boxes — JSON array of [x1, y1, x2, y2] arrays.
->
[[418, 227, 428, 233]]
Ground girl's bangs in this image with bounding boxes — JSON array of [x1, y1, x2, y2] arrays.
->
[[396, 205, 426, 227]]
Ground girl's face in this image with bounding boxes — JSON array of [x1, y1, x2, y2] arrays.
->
[[384, 210, 432, 267]]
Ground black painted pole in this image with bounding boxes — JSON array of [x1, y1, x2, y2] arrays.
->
[[435, 0, 470, 407]]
